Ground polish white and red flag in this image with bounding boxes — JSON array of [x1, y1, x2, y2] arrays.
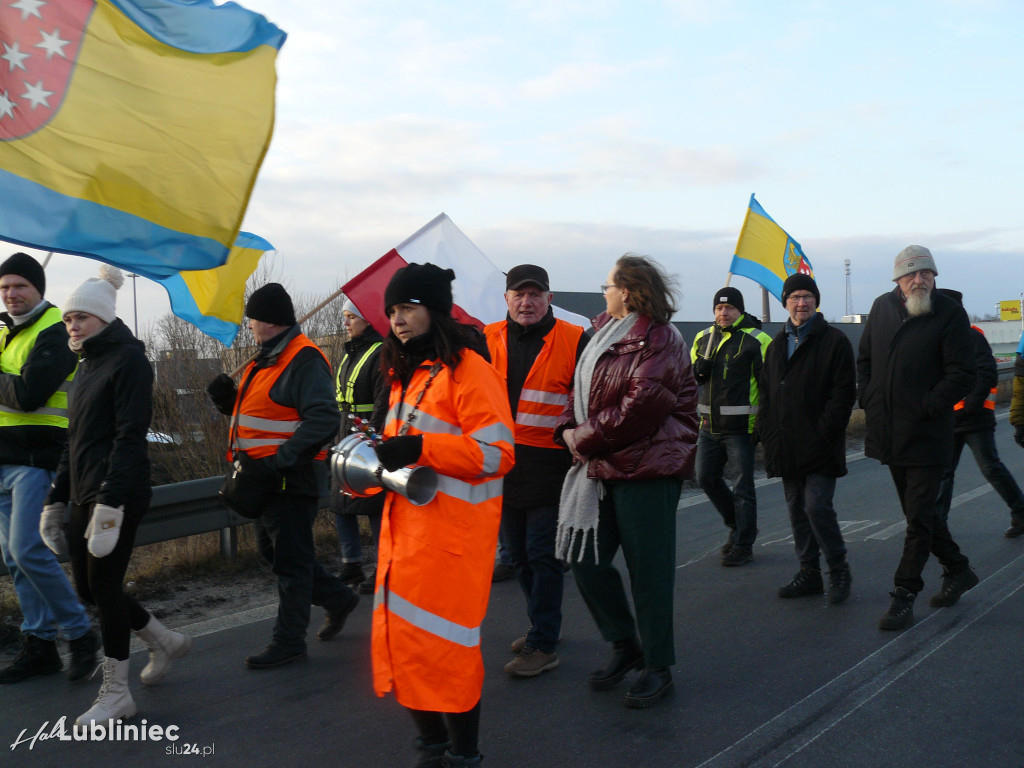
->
[[343, 213, 590, 336]]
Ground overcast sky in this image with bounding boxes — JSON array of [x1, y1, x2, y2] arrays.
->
[[10, 0, 1024, 336]]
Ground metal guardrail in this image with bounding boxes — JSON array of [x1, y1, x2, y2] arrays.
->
[[0, 360, 1019, 578]]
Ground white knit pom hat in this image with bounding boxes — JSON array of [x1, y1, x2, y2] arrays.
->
[[63, 264, 124, 324]]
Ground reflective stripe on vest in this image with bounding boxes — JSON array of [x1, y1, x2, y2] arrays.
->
[[375, 588, 480, 647], [484, 318, 583, 449], [229, 334, 330, 461], [698, 403, 759, 416], [336, 341, 381, 413], [0, 307, 74, 428]]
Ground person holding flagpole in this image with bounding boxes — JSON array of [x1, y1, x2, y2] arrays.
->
[[370, 263, 514, 768]]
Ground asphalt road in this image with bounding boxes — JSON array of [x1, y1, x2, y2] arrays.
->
[[4, 415, 1024, 768]]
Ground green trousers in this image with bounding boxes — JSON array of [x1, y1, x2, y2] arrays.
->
[[570, 476, 682, 668]]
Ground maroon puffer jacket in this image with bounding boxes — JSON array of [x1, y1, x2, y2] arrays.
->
[[555, 312, 698, 481]]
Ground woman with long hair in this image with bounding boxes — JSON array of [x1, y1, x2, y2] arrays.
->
[[556, 253, 698, 709], [370, 263, 514, 768], [41, 266, 190, 728]]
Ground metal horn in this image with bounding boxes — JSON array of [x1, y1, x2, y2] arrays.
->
[[330, 432, 438, 507]]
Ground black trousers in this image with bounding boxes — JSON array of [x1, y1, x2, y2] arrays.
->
[[889, 465, 970, 594], [67, 498, 150, 660], [256, 492, 355, 652]]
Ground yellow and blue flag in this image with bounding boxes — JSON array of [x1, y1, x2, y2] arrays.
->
[[729, 194, 813, 302], [0, 0, 284, 280], [156, 231, 273, 346]]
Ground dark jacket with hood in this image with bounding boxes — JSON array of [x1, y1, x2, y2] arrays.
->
[[857, 286, 974, 467], [48, 318, 152, 507], [555, 312, 698, 481], [756, 313, 856, 478], [953, 325, 998, 434], [0, 301, 78, 469]]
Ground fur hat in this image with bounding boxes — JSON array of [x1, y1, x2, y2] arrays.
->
[[781, 273, 820, 306], [713, 286, 745, 313], [62, 265, 123, 324], [245, 283, 296, 326], [0, 252, 46, 296], [893, 245, 938, 282], [383, 263, 455, 314]]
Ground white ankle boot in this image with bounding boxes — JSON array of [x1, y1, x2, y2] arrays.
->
[[136, 616, 192, 685], [76, 657, 136, 728]]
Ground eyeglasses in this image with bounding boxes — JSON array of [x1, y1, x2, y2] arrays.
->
[[787, 294, 816, 305], [601, 284, 617, 294]]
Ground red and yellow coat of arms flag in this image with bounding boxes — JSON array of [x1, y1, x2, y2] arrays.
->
[[729, 194, 814, 303], [0, 0, 285, 280]]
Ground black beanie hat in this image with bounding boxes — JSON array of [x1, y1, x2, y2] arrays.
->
[[781, 273, 820, 306], [384, 263, 455, 314], [0, 252, 45, 296], [713, 286, 744, 313], [245, 283, 296, 326]]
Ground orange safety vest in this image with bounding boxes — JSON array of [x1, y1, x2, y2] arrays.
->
[[228, 334, 331, 461], [371, 350, 514, 712], [484, 318, 583, 449], [954, 326, 997, 411]]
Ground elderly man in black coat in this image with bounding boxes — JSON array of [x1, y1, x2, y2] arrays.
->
[[757, 274, 856, 606], [857, 245, 979, 631]]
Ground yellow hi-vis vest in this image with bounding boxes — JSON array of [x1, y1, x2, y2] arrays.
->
[[335, 341, 382, 414], [0, 307, 74, 428]]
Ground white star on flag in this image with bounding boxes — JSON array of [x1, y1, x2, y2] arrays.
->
[[36, 29, 70, 60], [1, 42, 31, 72], [10, 0, 46, 23], [20, 80, 53, 110], [0, 90, 15, 119]]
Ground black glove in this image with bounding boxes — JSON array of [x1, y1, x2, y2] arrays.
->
[[1015, 425, 1024, 449], [693, 357, 713, 381], [207, 373, 238, 409], [374, 435, 424, 472]]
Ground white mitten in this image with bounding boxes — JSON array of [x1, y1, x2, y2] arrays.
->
[[39, 503, 69, 558], [86, 504, 124, 558]]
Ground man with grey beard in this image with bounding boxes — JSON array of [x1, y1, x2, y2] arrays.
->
[[857, 245, 978, 631]]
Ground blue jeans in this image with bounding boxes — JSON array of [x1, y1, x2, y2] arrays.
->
[[0, 464, 91, 642], [695, 431, 758, 547], [782, 474, 847, 571], [257, 493, 356, 653], [334, 512, 382, 563], [935, 427, 1024, 522], [500, 504, 563, 653]]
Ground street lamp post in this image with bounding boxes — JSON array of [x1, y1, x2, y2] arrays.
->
[[127, 273, 138, 336]]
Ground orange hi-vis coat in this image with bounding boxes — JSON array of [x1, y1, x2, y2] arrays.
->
[[229, 334, 330, 462], [372, 349, 514, 712], [484, 318, 584, 449]]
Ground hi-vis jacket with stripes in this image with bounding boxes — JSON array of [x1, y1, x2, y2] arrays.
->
[[953, 324, 998, 434], [690, 313, 771, 435], [0, 303, 78, 470], [372, 349, 514, 712], [484, 317, 583, 448]]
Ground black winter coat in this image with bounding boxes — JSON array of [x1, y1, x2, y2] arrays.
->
[[856, 287, 974, 467], [954, 327, 997, 434], [48, 319, 152, 507], [756, 315, 856, 478]]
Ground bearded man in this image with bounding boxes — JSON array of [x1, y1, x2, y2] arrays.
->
[[857, 245, 978, 631]]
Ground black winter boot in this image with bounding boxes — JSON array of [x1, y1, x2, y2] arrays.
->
[[0, 635, 62, 683]]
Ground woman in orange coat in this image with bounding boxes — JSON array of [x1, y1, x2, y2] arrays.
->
[[370, 263, 514, 768]]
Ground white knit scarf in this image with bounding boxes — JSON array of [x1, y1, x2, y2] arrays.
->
[[556, 312, 638, 563]]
